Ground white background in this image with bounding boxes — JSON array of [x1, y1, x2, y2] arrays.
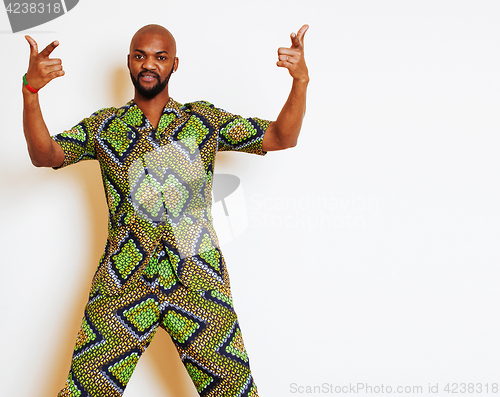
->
[[1, 1, 500, 396]]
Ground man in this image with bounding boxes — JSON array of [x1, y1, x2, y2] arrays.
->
[[22, 24, 308, 397]]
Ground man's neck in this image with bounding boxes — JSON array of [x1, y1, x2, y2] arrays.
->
[[133, 91, 171, 130]]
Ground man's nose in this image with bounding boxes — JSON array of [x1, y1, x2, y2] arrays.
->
[[142, 56, 156, 70]]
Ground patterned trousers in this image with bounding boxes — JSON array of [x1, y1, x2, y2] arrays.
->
[[58, 245, 259, 397]]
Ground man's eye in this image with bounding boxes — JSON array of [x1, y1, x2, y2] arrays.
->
[[158, 56, 166, 61], [135, 54, 143, 59]]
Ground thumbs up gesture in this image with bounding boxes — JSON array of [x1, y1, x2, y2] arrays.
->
[[24, 35, 65, 91], [277, 24, 309, 83]]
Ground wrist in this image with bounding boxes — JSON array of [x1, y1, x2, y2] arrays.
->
[[292, 76, 310, 86], [22, 85, 40, 108], [23, 73, 40, 93], [292, 73, 309, 84], [22, 83, 38, 96]]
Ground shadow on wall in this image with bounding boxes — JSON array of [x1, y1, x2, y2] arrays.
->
[[41, 67, 199, 397], [110, 65, 134, 108]]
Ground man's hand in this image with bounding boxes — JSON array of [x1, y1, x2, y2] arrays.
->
[[262, 25, 309, 152], [25, 35, 65, 91], [22, 36, 65, 167], [276, 24, 309, 83]]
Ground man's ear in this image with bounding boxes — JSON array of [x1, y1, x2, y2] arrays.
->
[[174, 57, 179, 72], [127, 54, 130, 70]]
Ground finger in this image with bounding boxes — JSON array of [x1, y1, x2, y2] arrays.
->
[[44, 63, 64, 74], [47, 69, 65, 79], [278, 54, 299, 64], [39, 40, 59, 58], [296, 24, 309, 45], [25, 35, 38, 58], [278, 54, 288, 62], [276, 60, 292, 69], [39, 58, 62, 67], [278, 47, 301, 56]]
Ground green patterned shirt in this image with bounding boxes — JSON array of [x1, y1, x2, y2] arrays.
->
[[52, 98, 270, 296]]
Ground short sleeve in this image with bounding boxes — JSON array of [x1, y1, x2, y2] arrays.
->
[[51, 110, 103, 169], [216, 108, 271, 156]]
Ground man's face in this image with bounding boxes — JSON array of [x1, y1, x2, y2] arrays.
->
[[128, 31, 178, 99]]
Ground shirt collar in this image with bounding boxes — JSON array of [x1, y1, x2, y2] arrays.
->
[[116, 97, 187, 133]]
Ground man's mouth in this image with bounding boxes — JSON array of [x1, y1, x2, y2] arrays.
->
[[139, 72, 158, 83]]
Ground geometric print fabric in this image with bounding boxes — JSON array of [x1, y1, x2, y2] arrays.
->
[[52, 98, 270, 297], [57, 243, 259, 397], [128, 141, 218, 262], [51, 97, 269, 396]]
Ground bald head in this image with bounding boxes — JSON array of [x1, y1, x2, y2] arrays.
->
[[129, 24, 176, 56], [128, 24, 179, 101]]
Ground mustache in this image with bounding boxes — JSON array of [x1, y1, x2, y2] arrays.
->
[[139, 70, 160, 79]]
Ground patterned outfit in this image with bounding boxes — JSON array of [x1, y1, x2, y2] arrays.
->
[[52, 98, 270, 397]]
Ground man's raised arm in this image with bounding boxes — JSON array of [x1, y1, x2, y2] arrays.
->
[[22, 35, 65, 167], [262, 24, 309, 152]]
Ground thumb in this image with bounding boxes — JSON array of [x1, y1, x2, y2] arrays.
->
[[291, 24, 309, 49], [296, 24, 309, 46], [290, 24, 309, 48], [25, 35, 38, 59]]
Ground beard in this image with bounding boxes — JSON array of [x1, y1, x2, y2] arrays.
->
[[130, 64, 175, 100]]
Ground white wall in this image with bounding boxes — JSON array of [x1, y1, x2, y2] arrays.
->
[[1, 1, 500, 396]]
